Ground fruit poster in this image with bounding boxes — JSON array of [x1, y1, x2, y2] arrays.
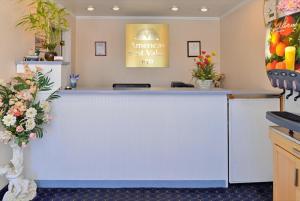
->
[[266, 12, 300, 73]]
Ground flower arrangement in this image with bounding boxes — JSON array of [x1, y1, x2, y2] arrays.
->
[[277, 0, 300, 15], [0, 66, 59, 147], [192, 51, 217, 80]]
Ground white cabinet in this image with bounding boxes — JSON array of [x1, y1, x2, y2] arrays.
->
[[229, 97, 280, 183], [16, 61, 71, 93]]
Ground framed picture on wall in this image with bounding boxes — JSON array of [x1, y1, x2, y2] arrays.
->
[[95, 41, 107, 56], [187, 41, 201, 57]]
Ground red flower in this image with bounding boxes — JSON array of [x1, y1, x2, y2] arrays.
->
[[286, 16, 295, 24], [202, 51, 207, 55]]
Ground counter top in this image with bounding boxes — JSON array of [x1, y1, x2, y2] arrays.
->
[[271, 126, 300, 145], [16, 61, 70, 65], [59, 87, 280, 97], [228, 90, 281, 99], [59, 87, 231, 95]]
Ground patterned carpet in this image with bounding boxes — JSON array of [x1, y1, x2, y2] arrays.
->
[[1, 183, 272, 201]]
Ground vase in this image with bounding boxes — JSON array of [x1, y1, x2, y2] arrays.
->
[[44, 52, 57, 61], [70, 79, 77, 88], [0, 141, 37, 201], [197, 80, 213, 89]]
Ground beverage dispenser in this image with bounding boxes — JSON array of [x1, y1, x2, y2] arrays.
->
[[265, 5, 300, 135], [266, 13, 300, 100]]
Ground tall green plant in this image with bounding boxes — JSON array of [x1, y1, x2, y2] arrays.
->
[[17, 0, 69, 52]]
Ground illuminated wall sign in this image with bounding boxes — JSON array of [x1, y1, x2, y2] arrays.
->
[[126, 24, 169, 68]]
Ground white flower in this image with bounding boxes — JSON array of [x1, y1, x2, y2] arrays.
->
[[25, 118, 36, 131], [0, 79, 6, 87], [2, 114, 16, 127], [0, 131, 12, 144], [9, 99, 15, 106], [40, 101, 50, 113], [26, 108, 37, 119]]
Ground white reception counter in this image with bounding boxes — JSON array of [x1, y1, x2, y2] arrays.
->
[[0, 63, 280, 190], [19, 88, 230, 188], [0, 84, 280, 190]]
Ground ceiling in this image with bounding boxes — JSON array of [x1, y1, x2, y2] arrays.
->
[[55, 0, 248, 17]]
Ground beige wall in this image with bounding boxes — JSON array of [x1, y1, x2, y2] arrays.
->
[[0, 0, 35, 190], [65, 14, 77, 72], [0, 0, 34, 78], [75, 18, 220, 87], [221, 0, 272, 90]]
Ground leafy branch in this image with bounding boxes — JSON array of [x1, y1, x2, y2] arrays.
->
[[46, 90, 60, 102], [36, 71, 54, 91]]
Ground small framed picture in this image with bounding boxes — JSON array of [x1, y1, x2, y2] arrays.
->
[[95, 41, 107, 56], [187, 41, 201, 57]]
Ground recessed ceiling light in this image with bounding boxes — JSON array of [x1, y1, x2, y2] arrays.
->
[[201, 7, 208, 12], [87, 5, 95, 11], [112, 5, 120, 11], [171, 5, 179, 12]]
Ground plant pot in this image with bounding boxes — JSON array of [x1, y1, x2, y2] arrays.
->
[[197, 80, 213, 89], [44, 52, 57, 61]]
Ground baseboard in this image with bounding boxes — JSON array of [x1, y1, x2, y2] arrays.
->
[[36, 180, 228, 188], [0, 185, 8, 198]]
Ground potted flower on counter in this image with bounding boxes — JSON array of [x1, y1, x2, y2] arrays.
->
[[17, 0, 69, 61], [192, 51, 217, 89]]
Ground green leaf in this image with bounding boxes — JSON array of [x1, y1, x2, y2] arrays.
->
[[36, 71, 54, 91], [34, 127, 44, 138], [46, 90, 60, 102], [14, 83, 30, 91]]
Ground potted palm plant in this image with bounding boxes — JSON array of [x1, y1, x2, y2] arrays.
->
[[17, 0, 69, 61]]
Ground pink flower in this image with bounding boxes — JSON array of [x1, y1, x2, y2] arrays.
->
[[13, 109, 22, 117], [202, 50, 207, 55], [29, 133, 37, 140], [16, 90, 33, 101], [29, 86, 37, 94], [36, 67, 42, 72], [16, 126, 24, 133]]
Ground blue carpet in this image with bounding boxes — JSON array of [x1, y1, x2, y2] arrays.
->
[[0, 182, 272, 201]]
